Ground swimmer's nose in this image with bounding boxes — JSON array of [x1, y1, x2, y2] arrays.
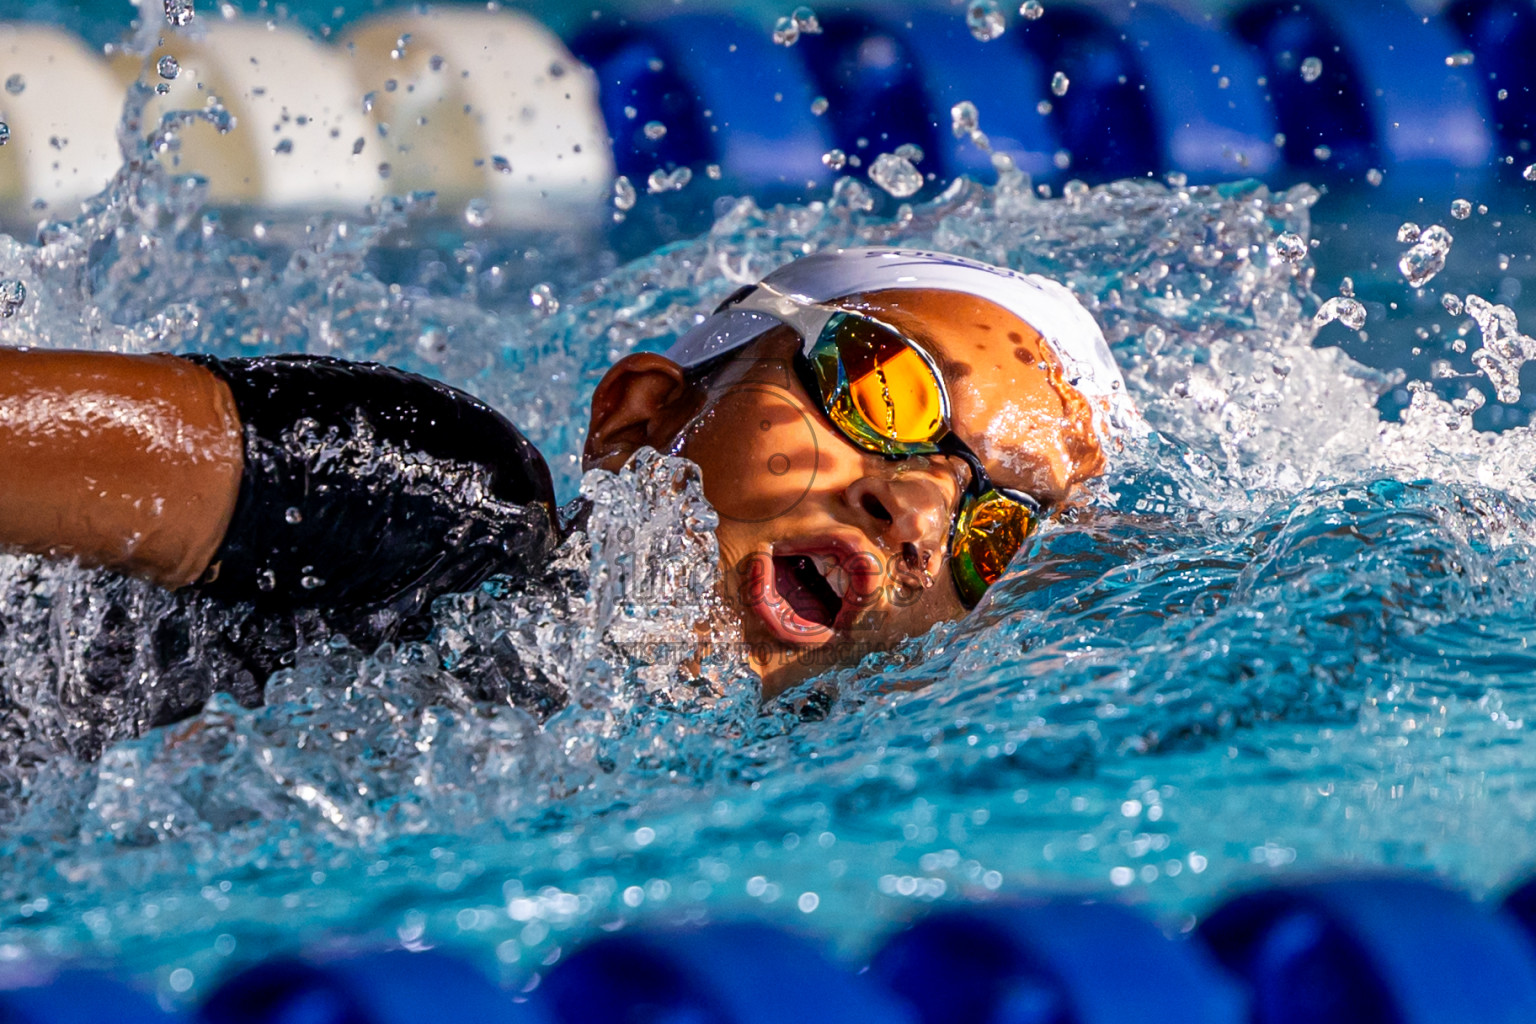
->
[[845, 471, 954, 583]]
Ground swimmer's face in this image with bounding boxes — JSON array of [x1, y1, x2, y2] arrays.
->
[[584, 288, 1105, 698]]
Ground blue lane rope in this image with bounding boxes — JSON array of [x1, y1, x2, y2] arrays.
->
[[0, 970, 176, 1024], [541, 920, 916, 1024], [576, 0, 1511, 196], [1445, 0, 1536, 185], [1233, 0, 1493, 191], [1199, 876, 1536, 1024], [1112, 3, 1280, 183], [12, 873, 1536, 1023], [0, 0, 1527, 215], [887, 9, 1062, 185], [869, 901, 1247, 1024], [196, 950, 552, 1024]]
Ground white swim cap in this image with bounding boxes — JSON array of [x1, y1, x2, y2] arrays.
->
[[666, 246, 1141, 442]]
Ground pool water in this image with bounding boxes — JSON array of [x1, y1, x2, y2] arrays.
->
[[2, 55, 1536, 1010]]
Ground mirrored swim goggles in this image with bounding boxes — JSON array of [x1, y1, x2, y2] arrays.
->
[[709, 281, 1044, 609]]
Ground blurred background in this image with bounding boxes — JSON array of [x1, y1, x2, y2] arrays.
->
[[1, 0, 1533, 423]]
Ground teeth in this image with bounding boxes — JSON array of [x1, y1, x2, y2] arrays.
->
[[810, 554, 849, 600]]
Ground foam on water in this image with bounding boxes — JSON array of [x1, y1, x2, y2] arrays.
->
[[4, 70, 1536, 1003]]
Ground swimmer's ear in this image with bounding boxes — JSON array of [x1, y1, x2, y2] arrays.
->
[[583, 353, 703, 472]]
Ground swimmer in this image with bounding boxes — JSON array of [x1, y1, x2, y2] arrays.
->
[[0, 247, 1133, 719]]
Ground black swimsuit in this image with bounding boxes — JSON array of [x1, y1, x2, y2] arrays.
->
[[184, 354, 558, 618]]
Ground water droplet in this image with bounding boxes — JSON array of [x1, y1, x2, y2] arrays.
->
[[1299, 56, 1322, 82], [164, 0, 195, 27], [1452, 388, 1486, 417], [377, 162, 391, 180], [1050, 71, 1069, 96], [464, 198, 491, 228], [821, 148, 847, 170], [643, 121, 667, 142], [300, 575, 324, 590], [951, 101, 979, 138], [1052, 149, 1071, 170], [1036, 99, 1052, 115], [4, 75, 24, 96], [894, 142, 924, 164], [416, 325, 448, 357], [1165, 170, 1187, 188], [810, 95, 829, 116], [1314, 295, 1366, 331], [273, 138, 293, 155], [1398, 223, 1454, 288], [529, 283, 559, 317], [491, 155, 511, 174], [1366, 168, 1384, 186], [1397, 222, 1421, 243], [869, 152, 923, 197], [157, 55, 180, 80], [0, 279, 25, 318], [0, 123, 10, 146], [351, 137, 364, 156], [1451, 198, 1472, 220], [705, 163, 722, 180], [390, 33, 411, 60], [772, 16, 799, 46], [1312, 144, 1332, 161], [1273, 232, 1307, 263], [1445, 51, 1474, 67], [284, 507, 303, 525], [1442, 294, 1464, 316], [1019, 0, 1044, 19], [792, 6, 821, 35], [967, 0, 1006, 41], [612, 175, 636, 210], [647, 165, 692, 193]]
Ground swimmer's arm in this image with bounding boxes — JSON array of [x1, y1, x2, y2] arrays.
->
[[0, 347, 243, 588]]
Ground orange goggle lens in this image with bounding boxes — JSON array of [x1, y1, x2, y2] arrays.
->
[[809, 313, 946, 455], [949, 489, 1040, 608]]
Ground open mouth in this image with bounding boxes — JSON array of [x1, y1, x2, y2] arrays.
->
[[773, 553, 844, 631], [742, 545, 872, 646]]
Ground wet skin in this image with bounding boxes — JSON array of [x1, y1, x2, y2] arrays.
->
[[584, 287, 1106, 698]]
